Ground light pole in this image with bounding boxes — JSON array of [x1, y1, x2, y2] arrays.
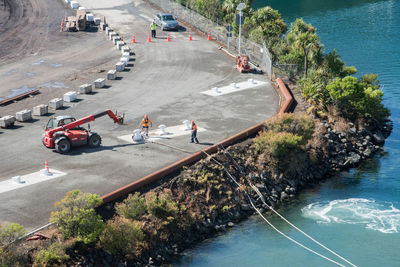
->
[[237, 3, 245, 55]]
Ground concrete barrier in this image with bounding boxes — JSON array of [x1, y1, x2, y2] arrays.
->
[[70, 1, 78, 9], [122, 52, 130, 60], [107, 70, 117, 80], [94, 78, 106, 88], [116, 62, 125, 72], [0, 115, 16, 128], [120, 57, 129, 66], [109, 33, 117, 41], [63, 91, 77, 102], [112, 36, 121, 45], [33, 104, 48, 116], [16, 110, 32, 122], [79, 84, 92, 94], [49, 98, 63, 110], [121, 46, 130, 54], [101, 78, 295, 203], [106, 27, 113, 35], [116, 41, 125, 50]]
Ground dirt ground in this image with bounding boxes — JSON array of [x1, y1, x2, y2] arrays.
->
[[0, 0, 121, 117]]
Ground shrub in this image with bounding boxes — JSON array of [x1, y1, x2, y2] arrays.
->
[[267, 113, 315, 143], [254, 131, 304, 159], [0, 247, 20, 267], [146, 189, 179, 220], [99, 217, 144, 257], [34, 242, 69, 266], [50, 190, 104, 244], [0, 223, 25, 246], [116, 192, 147, 220]]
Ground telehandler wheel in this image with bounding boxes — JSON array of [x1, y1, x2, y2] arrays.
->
[[56, 138, 71, 154], [88, 133, 102, 147]]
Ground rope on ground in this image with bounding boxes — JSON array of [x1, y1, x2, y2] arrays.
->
[[147, 141, 355, 266]]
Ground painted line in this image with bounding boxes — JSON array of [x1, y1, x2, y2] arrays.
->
[[201, 79, 267, 96], [0, 169, 67, 194], [118, 125, 206, 143]]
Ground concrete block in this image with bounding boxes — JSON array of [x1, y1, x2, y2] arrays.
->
[[49, 98, 63, 110], [116, 62, 125, 72], [0, 115, 16, 128], [121, 46, 130, 53], [94, 17, 101, 25], [63, 91, 77, 102], [116, 41, 125, 50], [86, 13, 94, 22], [122, 52, 130, 60], [94, 78, 106, 88], [79, 84, 92, 94], [70, 1, 79, 9], [109, 33, 117, 40], [15, 110, 32, 122], [106, 27, 113, 35], [33, 104, 48, 116], [107, 70, 117, 80], [120, 57, 129, 66], [112, 36, 121, 45]]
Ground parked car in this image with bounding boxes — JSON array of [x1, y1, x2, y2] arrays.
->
[[154, 13, 179, 31]]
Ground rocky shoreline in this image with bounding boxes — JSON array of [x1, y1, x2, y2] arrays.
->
[[65, 115, 391, 267]]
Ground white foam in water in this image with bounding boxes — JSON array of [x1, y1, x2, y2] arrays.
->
[[301, 198, 400, 234]]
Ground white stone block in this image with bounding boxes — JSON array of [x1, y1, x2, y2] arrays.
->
[[116, 62, 125, 72], [112, 36, 121, 44], [106, 27, 113, 35], [109, 33, 117, 40], [86, 13, 94, 22], [107, 70, 117, 80], [116, 41, 125, 50], [33, 104, 48, 116], [16, 110, 32, 122], [120, 57, 129, 66], [94, 17, 101, 25], [79, 84, 92, 94], [70, 1, 79, 9], [49, 98, 63, 110], [121, 46, 130, 53], [63, 91, 77, 102], [0, 115, 16, 128], [94, 78, 106, 88], [122, 52, 130, 59]]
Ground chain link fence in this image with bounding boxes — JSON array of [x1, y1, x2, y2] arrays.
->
[[148, 0, 273, 79]]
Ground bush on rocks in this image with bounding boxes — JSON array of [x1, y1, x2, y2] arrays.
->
[[116, 192, 147, 220], [33, 242, 69, 266], [50, 190, 104, 244]]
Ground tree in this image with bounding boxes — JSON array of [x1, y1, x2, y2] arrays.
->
[[50, 190, 104, 244], [287, 19, 322, 77], [0, 223, 25, 247]]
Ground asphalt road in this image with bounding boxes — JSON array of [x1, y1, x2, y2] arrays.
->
[[0, 0, 279, 230]]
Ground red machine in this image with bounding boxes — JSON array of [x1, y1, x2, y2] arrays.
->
[[235, 55, 252, 73], [42, 110, 124, 154]]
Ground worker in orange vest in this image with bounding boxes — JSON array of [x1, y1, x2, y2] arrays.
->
[[191, 120, 199, 143], [139, 114, 152, 137]]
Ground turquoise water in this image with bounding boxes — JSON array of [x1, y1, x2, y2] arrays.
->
[[176, 0, 400, 266]]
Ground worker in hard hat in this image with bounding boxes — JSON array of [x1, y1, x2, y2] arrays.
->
[[191, 121, 199, 144], [139, 114, 152, 137], [150, 20, 157, 38]]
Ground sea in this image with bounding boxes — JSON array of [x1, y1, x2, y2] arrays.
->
[[175, 0, 400, 266]]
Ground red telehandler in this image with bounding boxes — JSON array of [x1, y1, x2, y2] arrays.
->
[[42, 109, 124, 154]]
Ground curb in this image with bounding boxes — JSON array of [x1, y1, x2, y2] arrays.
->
[[102, 77, 294, 203]]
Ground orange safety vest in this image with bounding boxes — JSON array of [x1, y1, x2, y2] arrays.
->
[[192, 123, 197, 131], [142, 118, 151, 127]]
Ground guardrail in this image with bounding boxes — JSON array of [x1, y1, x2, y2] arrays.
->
[[102, 78, 294, 203]]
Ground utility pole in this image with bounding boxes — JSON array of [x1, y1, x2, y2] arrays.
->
[[236, 3, 245, 56]]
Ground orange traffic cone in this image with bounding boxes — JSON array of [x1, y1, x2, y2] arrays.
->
[[44, 160, 52, 176], [60, 19, 64, 32], [167, 33, 171, 42], [189, 32, 192, 41], [132, 33, 136, 43], [207, 31, 211, 40], [148, 33, 151, 42]]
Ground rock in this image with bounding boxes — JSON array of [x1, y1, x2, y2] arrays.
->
[[240, 203, 251, 211], [363, 148, 372, 157], [227, 222, 234, 227], [255, 183, 265, 190], [340, 138, 347, 143], [280, 192, 289, 201], [372, 131, 385, 144], [346, 152, 361, 165], [349, 127, 357, 134]]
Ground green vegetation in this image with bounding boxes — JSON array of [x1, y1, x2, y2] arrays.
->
[[50, 190, 104, 244], [0, 223, 25, 247], [100, 217, 144, 257], [34, 242, 69, 266], [115, 192, 147, 220]]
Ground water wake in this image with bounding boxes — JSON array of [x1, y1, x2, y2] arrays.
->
[[301, 198, 400, 233]]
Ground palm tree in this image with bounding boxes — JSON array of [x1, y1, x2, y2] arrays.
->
[[222, 0, 236, 23], [294, 32, 320, 77]]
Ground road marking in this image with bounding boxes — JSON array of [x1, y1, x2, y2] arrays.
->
[[201, 79, 267, 96], [118, 124, 206, 143], [0, 169, 67, 194]]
